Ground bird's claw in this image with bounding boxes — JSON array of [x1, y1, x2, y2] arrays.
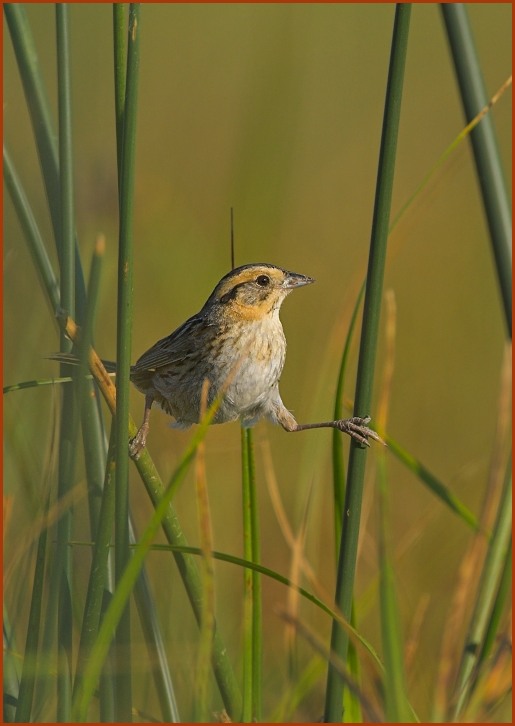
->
[[129, 431, 146, 459], [336, 416, 386, 447]]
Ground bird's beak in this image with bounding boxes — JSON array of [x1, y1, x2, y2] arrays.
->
[[283, 272, 315, 289]]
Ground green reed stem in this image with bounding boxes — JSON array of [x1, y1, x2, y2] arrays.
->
[[56, 3, 74, 328], [73, 430, 116, 710], [324, 5, 411, 721], [114, 9, 180, 719], [55, 6, 76, 719], [193, 439, 215, 722], [441, 4, 512, 337], [113, 4, 140, 719], [332, 281, 365, 557], [241, 427, 262, 721], [113, 4, 127, 177], [4, 4, 61, 239]]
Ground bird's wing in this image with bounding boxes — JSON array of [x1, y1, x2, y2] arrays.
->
[[132, 314, 210, 372]]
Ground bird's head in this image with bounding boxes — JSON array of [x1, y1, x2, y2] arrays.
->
[[204, 263, 315, 321]]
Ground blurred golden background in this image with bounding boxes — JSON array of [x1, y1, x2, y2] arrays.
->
[[4, 4, 511, 720]]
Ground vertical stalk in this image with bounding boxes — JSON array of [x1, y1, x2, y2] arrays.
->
[[73, 430, 116, 709], [241, 427, 262, 721], [55, 5, 75, 720], [113, 3, 127, 174], [324, 5, 411, 721], [113, 4, 140, 720], [332, 281, 366, 557], [441, 4, 512, 337]]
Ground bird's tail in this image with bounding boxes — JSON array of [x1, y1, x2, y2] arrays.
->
[[48, 352, 117, 373]]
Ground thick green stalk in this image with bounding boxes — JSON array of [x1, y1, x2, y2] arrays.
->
[[324, 5, 411, 721], [441, 4, 512, 337], [113, 4, 140, 720]]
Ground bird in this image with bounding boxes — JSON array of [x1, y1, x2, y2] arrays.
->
[[115, 263, 384, 458]]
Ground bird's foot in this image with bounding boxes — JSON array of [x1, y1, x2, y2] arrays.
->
[[335, 416, 386, 447], [129, 424, 148, 459]]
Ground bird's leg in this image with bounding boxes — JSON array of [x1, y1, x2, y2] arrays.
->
[[276, 406, 385, 447], [129, 393, 154, 458]]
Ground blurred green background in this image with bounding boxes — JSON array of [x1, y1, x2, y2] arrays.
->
[[4, 3, 511, 720]]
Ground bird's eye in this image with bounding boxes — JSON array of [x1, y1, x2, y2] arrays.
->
[[256, 275, 270, 287]]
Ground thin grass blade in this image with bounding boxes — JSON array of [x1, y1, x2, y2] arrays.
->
[[386, 436, 481, 531]]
